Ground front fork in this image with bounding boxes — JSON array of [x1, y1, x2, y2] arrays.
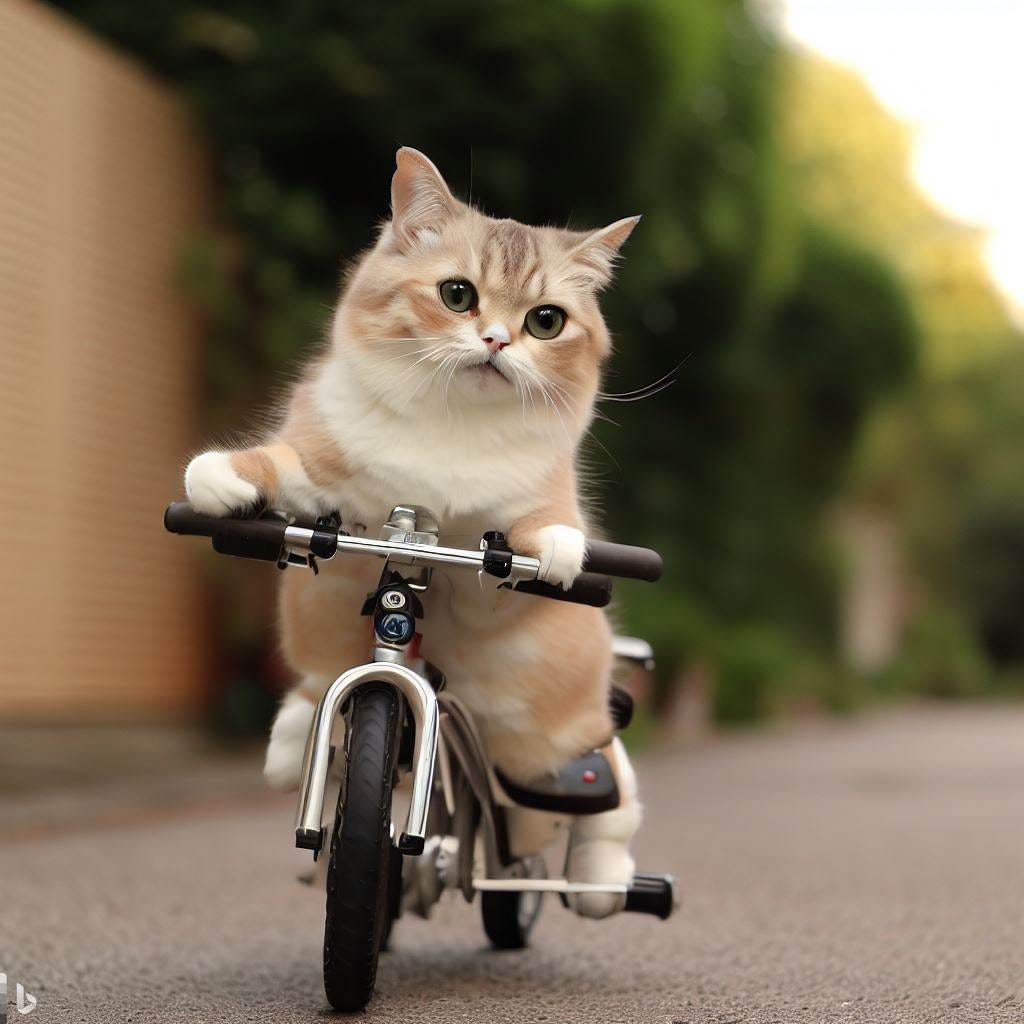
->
[[293, 661, 439, 855], [294, 576, 439, 857]]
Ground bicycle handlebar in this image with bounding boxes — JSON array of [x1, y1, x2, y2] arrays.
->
[[163, 501, 660, 608], [583, 539, 662, 582]]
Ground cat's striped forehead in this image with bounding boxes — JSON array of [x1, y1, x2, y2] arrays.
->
[[477, 218, 548, 299], [449, 211, 607, 311]]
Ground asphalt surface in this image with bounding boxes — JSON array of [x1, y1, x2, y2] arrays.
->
[[2, 705, 1022, 1023]]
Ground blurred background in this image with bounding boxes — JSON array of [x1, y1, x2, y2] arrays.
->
[[2, 0, 1022, 759]]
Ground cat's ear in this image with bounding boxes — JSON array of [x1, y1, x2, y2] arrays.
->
[[391, 147, 457, 249], [566, 215, 641, 288]]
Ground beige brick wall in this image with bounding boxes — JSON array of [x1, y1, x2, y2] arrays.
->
[[0, 0, 212, 719]]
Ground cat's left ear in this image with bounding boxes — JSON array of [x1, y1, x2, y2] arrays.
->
[[391, 147, 457, 250], [566, 215, 642, 288]]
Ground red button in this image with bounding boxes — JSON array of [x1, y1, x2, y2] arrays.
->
[[582, 769, 597, 783]]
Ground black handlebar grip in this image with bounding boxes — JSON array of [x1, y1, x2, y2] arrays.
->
[[623, 873, 677, 919], [513, 572, 613, 608], [210, 517, 288, 562], [164, 501, 219, 537], [583, 540, 663, 582], [165, 502, 287, 562]]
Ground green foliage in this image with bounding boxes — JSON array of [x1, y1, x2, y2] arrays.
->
[[854, 347, 1024, 682], [961, 492, 1024, 663], [880, 606, 990, 700], [610, 222, 915, 640], [707, 626, 868, 723], [61, 0, 918, 719], [709, 624, 791, 723]]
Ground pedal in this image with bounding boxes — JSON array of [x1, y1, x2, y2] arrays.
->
[[623, 873, 677, 920]]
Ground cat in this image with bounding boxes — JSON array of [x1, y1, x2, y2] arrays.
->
[[184, 147, 642, 917]]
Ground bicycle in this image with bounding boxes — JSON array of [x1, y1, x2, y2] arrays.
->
[[164, 500, 676, 1011]]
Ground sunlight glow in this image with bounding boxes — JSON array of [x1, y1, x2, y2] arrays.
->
[[773, 0, 1024, 323]]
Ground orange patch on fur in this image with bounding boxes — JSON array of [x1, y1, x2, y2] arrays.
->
[[352, 283, 400, 317], [507, 460, 582, 554], [481, 598, 614, 783], [279, 384, 350, 488], [230, 448, 279, 497], [279, 559, 380, 680]]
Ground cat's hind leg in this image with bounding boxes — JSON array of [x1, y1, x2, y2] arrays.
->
[[565, 737, 641, 919]]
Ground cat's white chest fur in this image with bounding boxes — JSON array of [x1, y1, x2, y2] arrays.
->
[[314, 358, 560, 530]]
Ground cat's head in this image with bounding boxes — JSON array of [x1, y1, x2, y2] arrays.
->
[[335, 147, 638, 440]]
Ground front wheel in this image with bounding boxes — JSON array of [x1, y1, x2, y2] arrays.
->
[[323, 685, 400, 1012]]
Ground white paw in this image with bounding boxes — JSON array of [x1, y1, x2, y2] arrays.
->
[[535, 524, 586, 590], [566, 838, 635, 920], [571, 889, 624, 920], [185, 451, 260, 517], [264, 693, 315, 790]]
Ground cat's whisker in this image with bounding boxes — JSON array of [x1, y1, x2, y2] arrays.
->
[[531, 380, 551, 433], [541, 374, 576, 413], [442, 351, 468, 421], [378, 345, 440, 367], [507, 360, 538, 423], [401, 349, 455, 408], [524, 368, 557, 440], [539, 381, 572, 445], [596, 356, 688, 403], [406, 348, 457, 414], [367, 335, 449, 343], [591, 409, 621, 427], [520, 372, 538, 428], [507, 367, 527, 427], [505, 360, 533, 427], [526, 379, 541, 430], [511, 359, 568, 445], [433, 355, 453, 418], [537, 376, 575, 446], [584, 428, 622, 470], [390, 348, 448, 379]]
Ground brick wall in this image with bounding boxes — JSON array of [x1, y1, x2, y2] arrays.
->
[[0, 0, 212, 719]]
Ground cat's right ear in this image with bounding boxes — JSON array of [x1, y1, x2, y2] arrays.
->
[[391, 147, 456, 249]]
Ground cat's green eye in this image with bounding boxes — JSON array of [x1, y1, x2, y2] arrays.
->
[[439, 279, 478, 313], [524, 305, 567, 340]]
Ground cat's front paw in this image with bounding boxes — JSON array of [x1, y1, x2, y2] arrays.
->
[[185, 451, 260, 517], [535, 524, 586, 590]]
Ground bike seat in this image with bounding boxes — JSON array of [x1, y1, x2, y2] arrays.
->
[[494, 750, 620, 815]]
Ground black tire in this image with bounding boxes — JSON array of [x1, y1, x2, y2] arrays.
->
[[480, 857, 545, 950], [380, 844, 403, 952], [323, 686, 400, 1012]]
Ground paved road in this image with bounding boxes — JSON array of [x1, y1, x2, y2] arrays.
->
[[2, 706, 1022, 1023]]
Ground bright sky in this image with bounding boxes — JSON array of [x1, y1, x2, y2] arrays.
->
[[772, 0, 1024, 324]]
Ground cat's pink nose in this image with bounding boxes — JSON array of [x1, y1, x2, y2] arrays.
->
[[481, 322, 510, 351]]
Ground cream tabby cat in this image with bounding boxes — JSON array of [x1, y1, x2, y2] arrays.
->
[[185, 148, 642, 917]]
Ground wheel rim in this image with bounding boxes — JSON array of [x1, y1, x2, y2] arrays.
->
[[517, 854, 546, 931]]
